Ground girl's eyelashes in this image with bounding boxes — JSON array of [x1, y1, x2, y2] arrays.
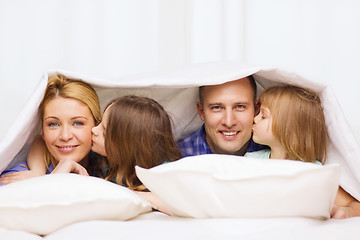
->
[[259, 107, 270, 119], [262, 111, 268, 119]]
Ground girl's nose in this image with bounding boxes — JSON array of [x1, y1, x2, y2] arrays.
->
[[254, 114, 260, 124], [91, 126, 98, 136]]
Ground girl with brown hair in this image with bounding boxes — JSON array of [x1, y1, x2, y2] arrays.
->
[[91, 95, 181, 190]]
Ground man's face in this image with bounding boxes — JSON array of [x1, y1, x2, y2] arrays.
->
[[197, 78, 255, 155]]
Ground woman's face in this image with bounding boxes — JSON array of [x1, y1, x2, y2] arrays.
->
[[42, 97, 95, 163], [91, 105, 111, 157]]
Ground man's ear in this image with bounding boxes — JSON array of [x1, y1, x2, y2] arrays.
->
[[255, 99, 260, 116], [197, 102, 205, 121]]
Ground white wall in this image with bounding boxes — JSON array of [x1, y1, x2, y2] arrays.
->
[[0, 0, 163, 138], [1, 0, 360, 142], [245, 0, 360, 142]]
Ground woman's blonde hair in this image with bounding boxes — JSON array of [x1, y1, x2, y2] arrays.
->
[[259, 85, 328, 163], [104, 95, 181, 190], [39, 74, 101, 168]]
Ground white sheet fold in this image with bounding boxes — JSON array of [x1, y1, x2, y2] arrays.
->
[[1, 61, 359, 200]]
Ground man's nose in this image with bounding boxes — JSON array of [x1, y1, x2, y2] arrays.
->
[[222, 109, 236, 127]]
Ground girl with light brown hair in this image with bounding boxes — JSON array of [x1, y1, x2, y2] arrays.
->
[[246, 85, 327, 163], [246, 84, 360, 219]]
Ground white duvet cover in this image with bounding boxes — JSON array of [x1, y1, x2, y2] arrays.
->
[[0, 62, 359, 239], [2, 212, 360, 240]]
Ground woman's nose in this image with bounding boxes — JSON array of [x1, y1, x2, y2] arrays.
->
[[59, 125, 73, 141]]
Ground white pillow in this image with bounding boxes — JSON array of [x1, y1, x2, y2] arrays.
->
[[0, 173, 152, 235], [136, 154, 340, 219]]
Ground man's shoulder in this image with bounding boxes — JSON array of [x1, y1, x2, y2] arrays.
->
[[177, 125, 212, 157], [247, 139, 269, 153], [177, 128, 203, 154], [177, 128, 202, 144]]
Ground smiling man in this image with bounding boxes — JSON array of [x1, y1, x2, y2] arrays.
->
[[178, 76, 266, 157]]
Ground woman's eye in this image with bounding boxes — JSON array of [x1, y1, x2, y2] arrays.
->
[[48, 122, 59, 127], [74, 121, 84, 127]]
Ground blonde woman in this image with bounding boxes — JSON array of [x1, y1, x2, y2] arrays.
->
[[0, 74, 102, 184]]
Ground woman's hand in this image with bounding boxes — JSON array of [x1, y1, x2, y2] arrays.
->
[[0, 170, 44, 185], [51, 159, 89, 176]]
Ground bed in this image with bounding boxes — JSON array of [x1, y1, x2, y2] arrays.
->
[[0, 62, 359, 239]]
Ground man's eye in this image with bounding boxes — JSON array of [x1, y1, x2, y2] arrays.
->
[[211, 106, 221, 111], [74, 121, 84, 127], [235, 105, 245, 110]]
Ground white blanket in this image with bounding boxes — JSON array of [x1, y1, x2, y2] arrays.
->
[[3, 211, 360, 240], [0, 61, 359, 201]]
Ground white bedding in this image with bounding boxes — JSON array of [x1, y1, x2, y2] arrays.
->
[[0, 62, 360, 239], [47, 212, 360, 240], [2, 212, 360, 240]]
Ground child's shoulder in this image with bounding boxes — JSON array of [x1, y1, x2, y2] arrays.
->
[[244, 149, 271, 159]]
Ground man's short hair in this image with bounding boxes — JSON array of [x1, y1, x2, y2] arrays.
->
[[199, 75, 257, 106]]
